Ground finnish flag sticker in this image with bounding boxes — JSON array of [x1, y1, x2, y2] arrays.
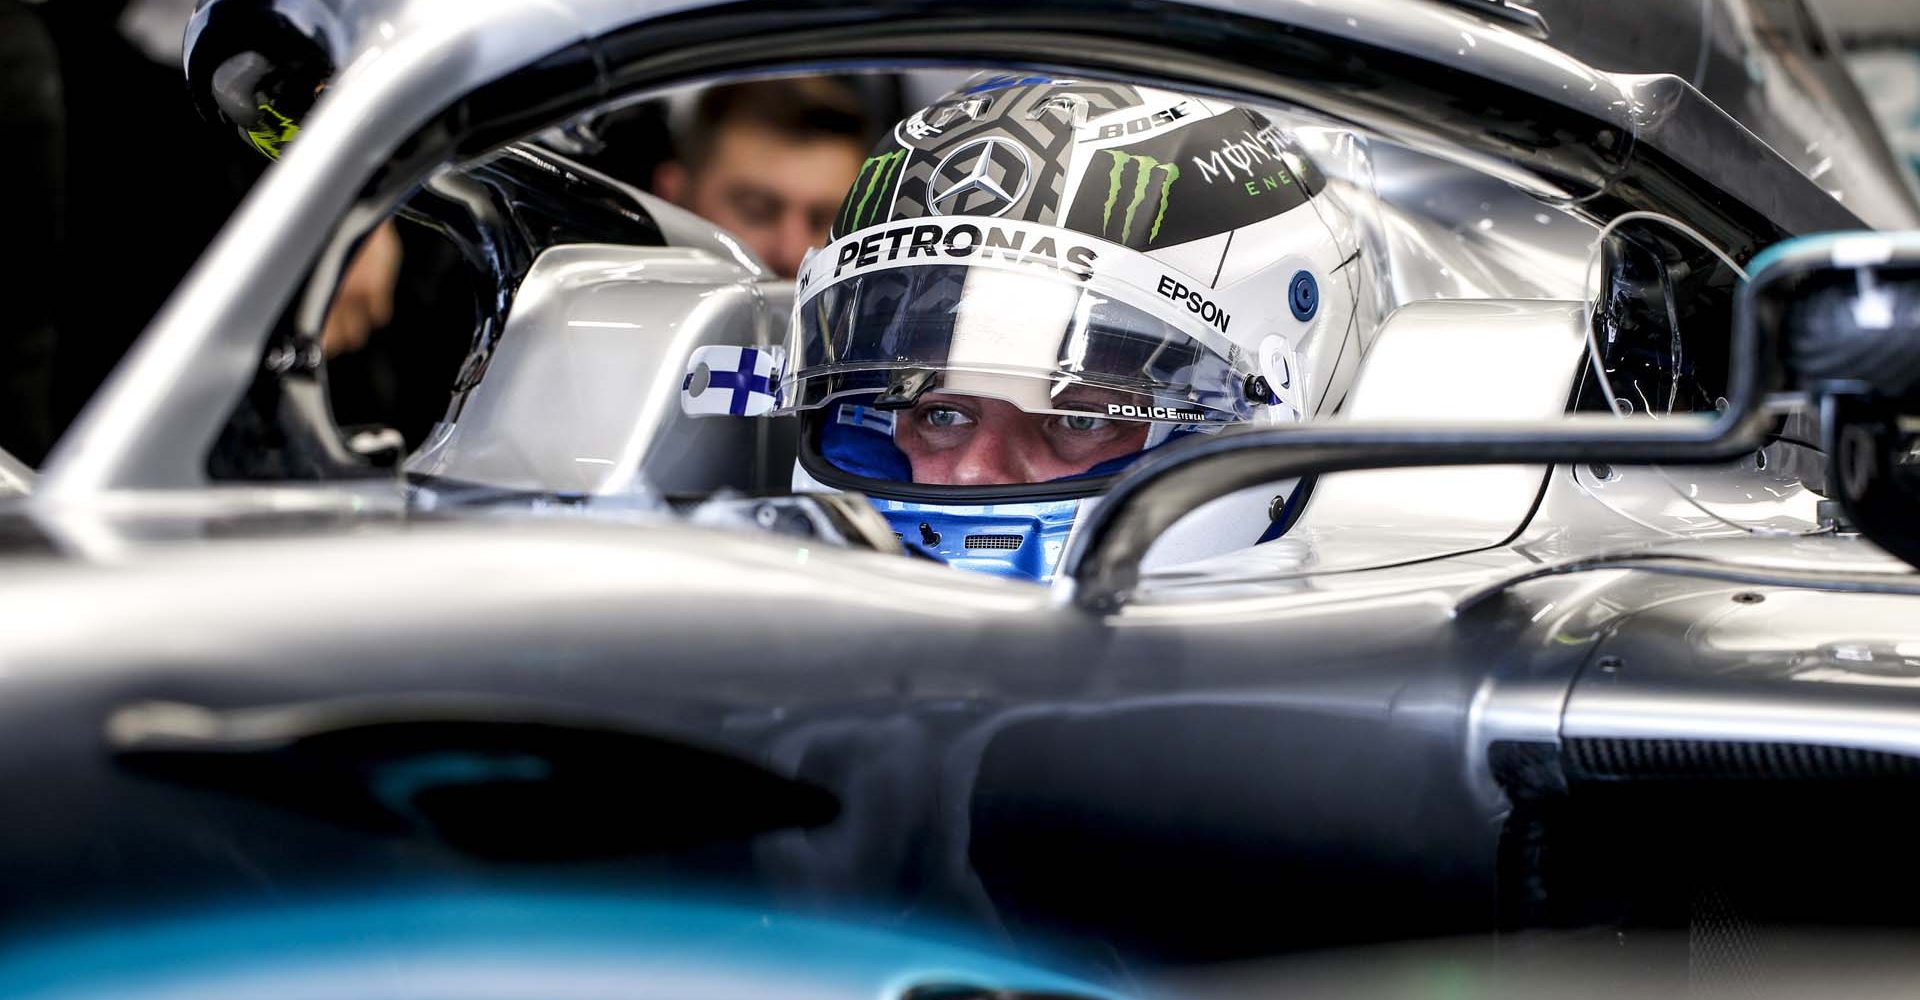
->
[[681, 345, 781, 417]]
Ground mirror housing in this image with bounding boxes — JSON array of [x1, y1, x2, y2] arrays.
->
[[1056, 229, 1791, 612], [1749, 232, 1920, 572]]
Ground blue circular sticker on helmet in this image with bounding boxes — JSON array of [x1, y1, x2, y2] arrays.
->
[[1288, 270, 1318, 321]]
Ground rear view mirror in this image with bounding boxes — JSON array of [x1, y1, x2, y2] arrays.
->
[[1750, 232, 1920, 571], [1058, 215, 1788, 609]]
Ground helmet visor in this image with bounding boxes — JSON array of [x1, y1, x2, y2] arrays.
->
[[784, 263, 1253, 425]]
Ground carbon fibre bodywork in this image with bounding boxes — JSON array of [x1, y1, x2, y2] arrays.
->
[[2, 501, 1917, 962]]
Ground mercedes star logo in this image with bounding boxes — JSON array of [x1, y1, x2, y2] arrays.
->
[[928, 136, 1033, 217]]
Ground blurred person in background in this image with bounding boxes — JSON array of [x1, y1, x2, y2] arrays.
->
[[320, 223, 404, 361], [651, 78, 872, 278], [321, 75, 878, 446]]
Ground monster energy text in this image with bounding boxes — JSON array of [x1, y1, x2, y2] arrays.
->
[[1096, 150, 1180, 245], [841, 149, 907, 231], [1190, 124, 1295, 190]]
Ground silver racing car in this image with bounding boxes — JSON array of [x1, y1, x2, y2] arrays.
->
[[5, 0, 1920, 996]]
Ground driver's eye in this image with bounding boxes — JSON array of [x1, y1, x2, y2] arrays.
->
[[923, 406, 972, 429], [1059, 413, 1108, 433]]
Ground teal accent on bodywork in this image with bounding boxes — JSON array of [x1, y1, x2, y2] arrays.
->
[[1746, 230, 1920, 281], [0, 893, 1125, 1000], [369, 751, 552, 821], [1746, 232, 1845, 279]]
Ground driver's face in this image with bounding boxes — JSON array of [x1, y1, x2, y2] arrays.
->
[[895, 393, 1150, 486]]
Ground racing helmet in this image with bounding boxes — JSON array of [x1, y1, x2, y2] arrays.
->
[[184, 0, 337, 161], [777, 78, 1361, 580]]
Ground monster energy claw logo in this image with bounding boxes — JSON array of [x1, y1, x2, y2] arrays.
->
[[1097, 150, 1179, 245], [247, 103, 300, 160], [841, 149, 907, 231]]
